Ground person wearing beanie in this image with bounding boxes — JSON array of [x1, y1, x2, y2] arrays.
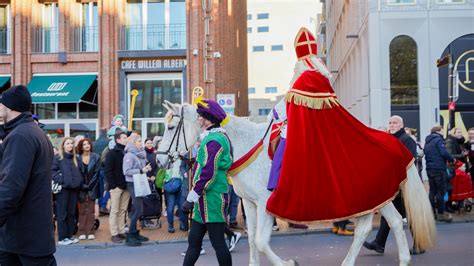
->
[[181, 97, 233, 266], [0, 85, 56, 264]]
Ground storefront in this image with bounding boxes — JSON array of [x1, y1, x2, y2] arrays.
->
[[119, 55, 187, 140], [28, 73, 98, 146]]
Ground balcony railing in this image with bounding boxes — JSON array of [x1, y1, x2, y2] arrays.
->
[[120, 23, 186, 51], [0, 28, 10, 54], [72, 26, 99, 52], [32, 27, 59, 53]]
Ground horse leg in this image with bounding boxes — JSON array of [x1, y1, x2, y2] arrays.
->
[[379, 203, 410, 266], [242, 198, 260, 266], [255, 203, 295, 266], [342, 213, 374, 266]]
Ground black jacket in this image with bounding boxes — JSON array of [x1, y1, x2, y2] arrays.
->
[[446, 135, 467, 162], [77, 152, 101, 201], [0, 112, 55, 256], [52, 152, 83, 189], [145, 148, 158, 177], [105, 143, 127, 190], [424, 132, 454, 171], [392, 129, 417, 158]]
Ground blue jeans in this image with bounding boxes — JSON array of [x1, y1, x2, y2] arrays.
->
[[98, 169, 110, 208], [165, 191, 183, 229], [229, 185, 240, 224]]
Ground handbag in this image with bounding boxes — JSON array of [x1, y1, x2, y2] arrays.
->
[[163, 177, 182, 193], [154, 168, 167, 189], [133, 173, 152, 197]]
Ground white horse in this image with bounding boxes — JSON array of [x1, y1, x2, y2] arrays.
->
[[157, 101, 436, 266]]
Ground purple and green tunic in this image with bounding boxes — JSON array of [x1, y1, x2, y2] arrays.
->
[[191, 131, 233, 224]]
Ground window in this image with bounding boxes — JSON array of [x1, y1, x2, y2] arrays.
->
[[258, 108, 271, 116], [248, 87, 255, 94], [257, 26, 269, 33], [34, 3, 59, 53], [247, 14, 252, 20], [75, 2, 99, 52], [265, 87, 277, 93], [247, 27, 252, 33], [130, 79, 182, 118], [436, 0, 464, 3], [253, 46, 264, 52], [389, 35, 418, 105], [257, 13, 269, 19], [0, 5, 10, 54], [271, 45, 283, 51], [387, 0, 416, 4], [124, 0, 186, 50]]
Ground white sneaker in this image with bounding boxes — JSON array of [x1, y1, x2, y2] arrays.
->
[[58, 239, 73, 246], [78, 235, 86, 240], [69, 237, 79, 244], [181, 247, 206, 256], [229, 232, 241, 252], [124, 225, 130, 233], [87, 234, 95, 240], [272, 225, 279, 231]]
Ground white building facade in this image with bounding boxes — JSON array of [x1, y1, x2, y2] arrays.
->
[[325, 0, 474, 140], [247, 0, 321, 121]]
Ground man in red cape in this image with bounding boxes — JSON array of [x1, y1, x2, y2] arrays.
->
[[266, 28, 414, 223]]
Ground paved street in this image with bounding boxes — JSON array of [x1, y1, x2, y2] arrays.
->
[[56, 222, 474, 266]]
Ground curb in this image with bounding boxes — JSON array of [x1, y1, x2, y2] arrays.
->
[[59, 218, 474, 249]]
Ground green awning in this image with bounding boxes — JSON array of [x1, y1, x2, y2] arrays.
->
[[28, 75, 97, 103], [0, 76, 10, 88]]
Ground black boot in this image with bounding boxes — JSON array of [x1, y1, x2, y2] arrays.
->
[[126, 232, 142, 246], [363, 241, 385, 254], [135, 230, 149, 242]]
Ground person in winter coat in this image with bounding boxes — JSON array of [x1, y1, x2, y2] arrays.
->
[[446, 127, 469, 164], [52, 137, 84, 245], [0, 85, 56, 265], [93, 127, 110, 216], [104, 132, 130, 243], [424, 125, 455, 222], [123, 134, 152, 246], [76, 138, 101, 241], [144, 138, 161, 228]]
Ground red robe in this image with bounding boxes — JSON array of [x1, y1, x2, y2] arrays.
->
[[266, 70, 414, 223], [449, 170, 474, 201]]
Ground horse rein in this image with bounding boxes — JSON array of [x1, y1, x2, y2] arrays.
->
[[156, 107, 189, 162]]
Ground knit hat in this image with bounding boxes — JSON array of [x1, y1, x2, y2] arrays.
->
[[0, 85, 32, 112], [194, 97, 228, 126]]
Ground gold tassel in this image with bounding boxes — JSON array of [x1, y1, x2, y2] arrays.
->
[[285, 92, 340, 110]]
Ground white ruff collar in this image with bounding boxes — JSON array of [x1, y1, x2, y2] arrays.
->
[[200, 127, 227, 140]]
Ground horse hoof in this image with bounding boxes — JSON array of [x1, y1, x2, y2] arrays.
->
[[286, 259, 298, 266]]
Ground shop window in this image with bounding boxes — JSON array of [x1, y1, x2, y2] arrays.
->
[[146, 122, 165, 138], [43, 123, 65, 147], [389, 35, 418, 105], [70, 122, 96, 140], [35, 103, 56, 120], [58, 103, 77, 119], [131, 79, 182, 118], [79, 102, 98, 119]]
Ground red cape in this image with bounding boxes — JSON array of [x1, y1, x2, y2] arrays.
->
[[266, 70, 414, 222], [449, 170, 474, 201]]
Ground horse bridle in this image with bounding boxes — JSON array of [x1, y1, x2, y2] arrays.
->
[[156, 107, 189, 161]]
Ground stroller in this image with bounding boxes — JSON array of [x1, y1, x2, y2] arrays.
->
[[140, 181, 162, 229]]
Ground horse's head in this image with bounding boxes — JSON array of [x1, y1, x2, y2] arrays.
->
[[156, 101, 200, 167]]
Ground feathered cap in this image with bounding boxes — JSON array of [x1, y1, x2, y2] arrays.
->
[[194, 96, 229, 126]]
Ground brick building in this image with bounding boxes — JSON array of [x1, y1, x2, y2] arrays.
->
[[0, 0, 248, 143]]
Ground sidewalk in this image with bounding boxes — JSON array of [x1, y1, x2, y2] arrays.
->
[[61, 204, 474, 246]]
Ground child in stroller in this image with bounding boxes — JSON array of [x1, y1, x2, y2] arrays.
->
[[448, 160, 473, 212]]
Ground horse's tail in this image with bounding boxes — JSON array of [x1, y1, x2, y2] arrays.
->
[[401, 164, 437, 251]]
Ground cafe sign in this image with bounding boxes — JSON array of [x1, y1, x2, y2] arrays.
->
[[121, 59, 187, 71]]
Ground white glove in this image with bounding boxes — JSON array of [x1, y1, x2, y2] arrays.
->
[[186, 190, 200, 203]]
